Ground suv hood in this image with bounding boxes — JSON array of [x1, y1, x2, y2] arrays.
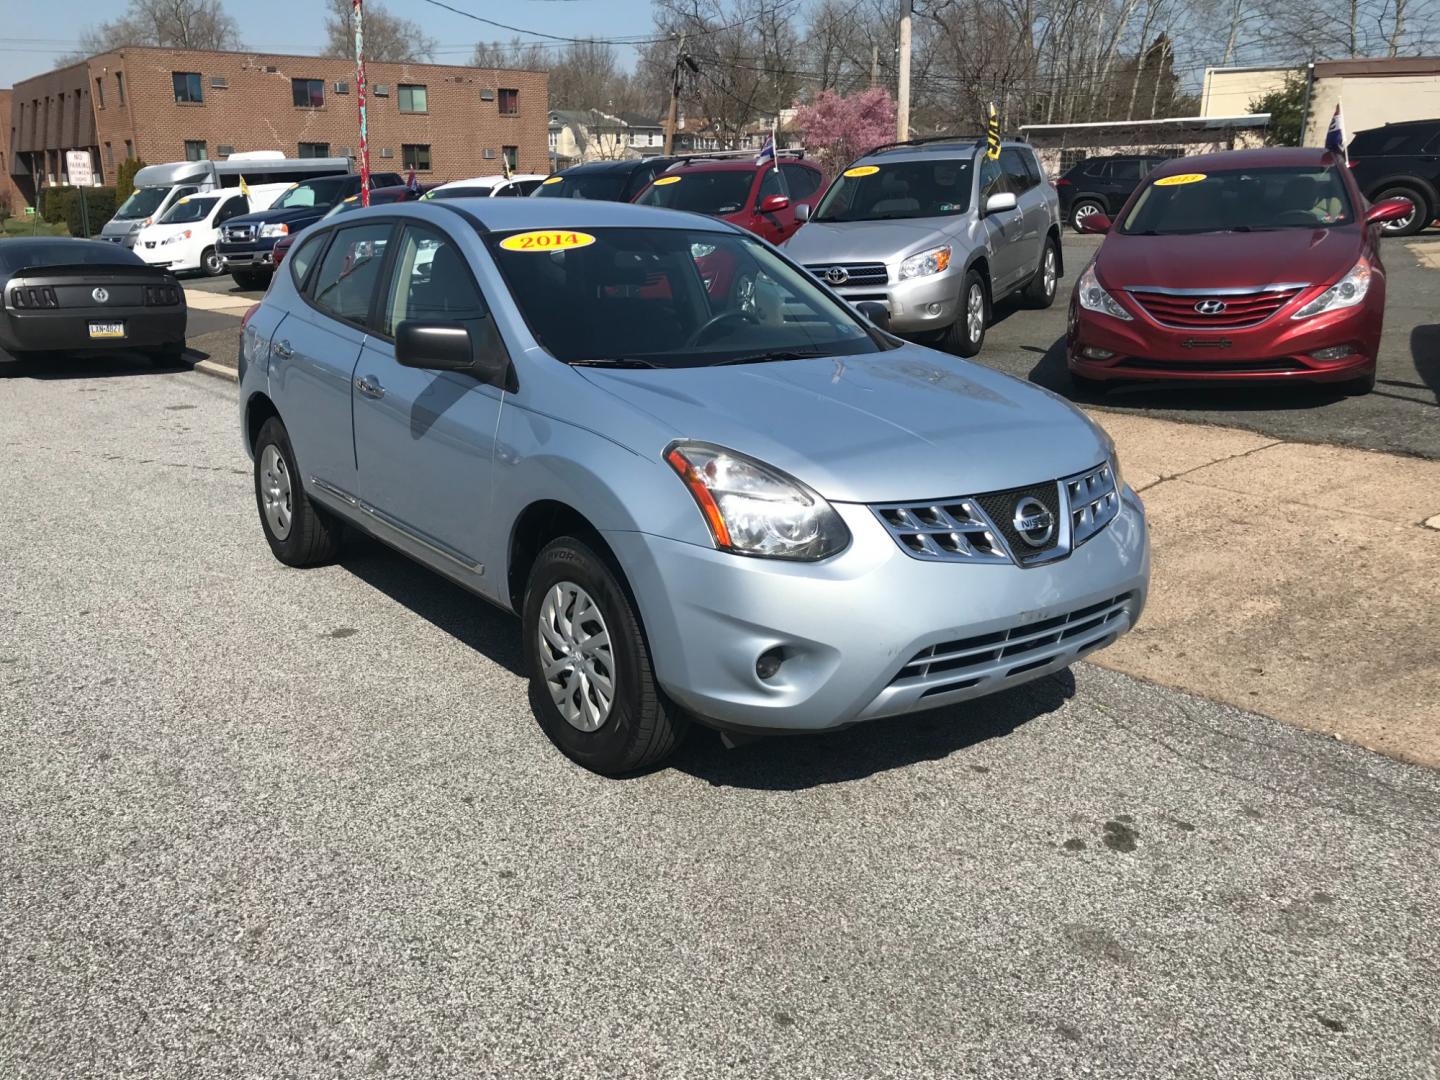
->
[[784, 218, 962, 264], [1096, 227, 1361, 290], [224, 205, 331, 228], [577, 347, 1109, 503]]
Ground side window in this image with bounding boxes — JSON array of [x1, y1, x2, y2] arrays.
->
[[1000, 148, 1034, 193], [289, 229, 330, 289], [381, 225, 487, 337], [310, 221, 392, 327], [515, 179, 543, 196], [757, 168, 785, 204], [781, 163, 821, 200], [493, 182, 518, 198], [623, 167, 657, 201], [216, 196, 247, 223], [1419, 128, 1440, 154], [1022, 151, 1044, 187], [978, 155, 1007, 201], [1107, 159, 1142, 182]]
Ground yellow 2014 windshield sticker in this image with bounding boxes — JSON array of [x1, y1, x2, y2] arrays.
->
[[541, 176, 563, 185], [653, 175, 682, 186], [1155, 173, 1207, 186], [499, 230, 597, 253], [844, 165, 880, 178]]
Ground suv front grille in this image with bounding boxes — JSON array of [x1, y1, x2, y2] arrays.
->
[[222, 224, 257, 244], [1127, 286, 1303, 329], [872, 462, 1119, 568], [806, 262, 889, 286]]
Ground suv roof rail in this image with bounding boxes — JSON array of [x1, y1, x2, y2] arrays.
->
[[664, 147, 806, 168], [864, 133, 1027, 156]]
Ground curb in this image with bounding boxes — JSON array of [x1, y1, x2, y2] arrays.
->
[[192, 359, 238, 383]]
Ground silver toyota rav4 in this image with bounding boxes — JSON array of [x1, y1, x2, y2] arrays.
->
[[238, 198, 1146, 776], [783, 137, 1063, 356]]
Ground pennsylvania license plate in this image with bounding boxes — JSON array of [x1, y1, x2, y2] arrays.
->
[[88, 322, 125, 339]]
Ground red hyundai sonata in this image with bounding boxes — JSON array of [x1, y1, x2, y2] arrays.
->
[[1067, 148, 1413, 395]]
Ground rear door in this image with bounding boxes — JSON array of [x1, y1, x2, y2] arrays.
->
[[978, 154, 1025, 292], [1001, 147, 1046, 277], [268, 220, 393, 499], [1101, 159, 1143, 213]]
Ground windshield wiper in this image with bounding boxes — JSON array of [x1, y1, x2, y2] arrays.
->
[[712, 349, 829, 367], [567, 357, 662, 368]]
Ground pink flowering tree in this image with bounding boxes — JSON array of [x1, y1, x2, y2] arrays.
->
[[793, 89, 897, 175]]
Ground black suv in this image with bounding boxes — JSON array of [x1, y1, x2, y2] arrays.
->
[[533, 157, 683, 202], [217, 171, 402, 288], [1347, 119, 1440, 237], [1055, 154, 1175, 232]]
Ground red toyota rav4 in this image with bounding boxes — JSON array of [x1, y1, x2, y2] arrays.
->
[[1068, 148, 1413, 395], [632, 156, 827, 245]]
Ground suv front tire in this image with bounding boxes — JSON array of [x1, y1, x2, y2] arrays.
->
[[942, 269, 988, 356]]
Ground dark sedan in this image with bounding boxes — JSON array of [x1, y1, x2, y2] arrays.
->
[[0, 239, 186, 362]]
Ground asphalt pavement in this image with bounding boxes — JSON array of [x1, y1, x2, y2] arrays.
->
[[3, 358, 1439, 1077]]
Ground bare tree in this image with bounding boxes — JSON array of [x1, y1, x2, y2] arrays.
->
[[470, 37, 550, 71], [323, 0, 435, 63], [67, 0, 241, 60]]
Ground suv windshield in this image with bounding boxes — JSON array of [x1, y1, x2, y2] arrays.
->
[[158, 196, 219, 224], [534, 173, 627, 201], [636, 171, 753, 215], [113, 187, 170, 220], [272, 176, 353, 210], [812, 159, 974, 222], [485, 227, 887, 367], [1121, 166, 1355, 234]]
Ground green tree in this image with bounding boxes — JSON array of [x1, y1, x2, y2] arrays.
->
[[115, 157, 146, 199], [1251, 72, 1309, 147]]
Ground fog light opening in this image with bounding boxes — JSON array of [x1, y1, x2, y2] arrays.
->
[[926, 302, 943, 316], [1311, 344, 1358, 362], [1080, 346, 1116, 361], [755, 647, 786, 681]]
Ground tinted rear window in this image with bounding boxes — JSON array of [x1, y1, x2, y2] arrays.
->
[[534, 173, 628, 201], [0, 240, 145, 272], [636, 171, 754, 215]]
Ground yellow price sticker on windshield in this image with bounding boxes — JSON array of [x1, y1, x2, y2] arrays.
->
[[844, 165, 880, 178], [178, 197, 191, 204], [1154, 173, 1207, 186], [541, 176, 563, 185], [653, 175, 682, 186], [498, 230, 596, 253], [342, 195, 358, 203]]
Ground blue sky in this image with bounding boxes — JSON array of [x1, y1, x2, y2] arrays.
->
[[0, 0, 656, 86]]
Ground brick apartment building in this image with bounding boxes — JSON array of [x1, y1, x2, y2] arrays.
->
[[6, 46, 549, 206], [0, 88, 23, 213]]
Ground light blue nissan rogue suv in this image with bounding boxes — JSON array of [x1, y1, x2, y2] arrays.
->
[[238, 198, 1149, 775]]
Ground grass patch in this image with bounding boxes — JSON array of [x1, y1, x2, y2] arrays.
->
[[1, 216, 71, 238]]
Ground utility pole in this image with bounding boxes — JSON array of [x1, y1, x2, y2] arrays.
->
[[896, 0, 912, 142], [353, 0, 371, 206], [870, 44, 879, 89], [663, 35, 695, 157]]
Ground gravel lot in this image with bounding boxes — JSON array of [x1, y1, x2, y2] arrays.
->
[[3, 363, 1439, 1078]]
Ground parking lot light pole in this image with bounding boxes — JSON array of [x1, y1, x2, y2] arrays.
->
[[897, 0, 912, 141]]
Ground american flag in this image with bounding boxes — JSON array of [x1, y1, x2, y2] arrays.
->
[[1324, 104, 1346, 159], [754, 132, 776, 169]]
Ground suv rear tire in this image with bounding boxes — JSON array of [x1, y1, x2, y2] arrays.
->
[[941, 270, 988, 357], [1373, 185, 1429, 236], [253, 417, 341, 567], [523, 538, 686, 776], [1021, 237, 1060, 309]]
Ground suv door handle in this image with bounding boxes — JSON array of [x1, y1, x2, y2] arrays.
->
[[273, 339, 293, 359], [355, 374, 385, 399]]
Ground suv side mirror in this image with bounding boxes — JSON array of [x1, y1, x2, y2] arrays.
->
[[854, 300, 890, 331], [395, 318, 512, 387], [1077, 212, 1112, 234], [984, 192, 1018, 215], [1366, 196, 1414, 226], [759, 194, 790, 214], [794, 202, 810, 223]]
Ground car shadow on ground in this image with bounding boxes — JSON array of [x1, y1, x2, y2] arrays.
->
[[1024, 336, 1367, 412], [1408, 325, 1440, 404], [0, 350, 193, 379], [669, 671, 1075, 790], [337, 531, 526, 678]]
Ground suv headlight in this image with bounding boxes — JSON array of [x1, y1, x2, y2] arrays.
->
[[665, 442, 850, 561], [1292, 257, 1371, 319], [899, 245, 951, 280], [259, 223, 290, 238], [1076, 264, 1132, 321]]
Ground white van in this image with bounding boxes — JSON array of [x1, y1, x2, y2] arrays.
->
[[100, 152, 352, 249], [131, 190, 253, 275]]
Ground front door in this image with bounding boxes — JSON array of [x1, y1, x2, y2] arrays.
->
[[749, 167, 792, 244], [352, 222, 503, 592]]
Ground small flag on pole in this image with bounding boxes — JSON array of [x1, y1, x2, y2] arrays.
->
[[1324, 103, 1346, 158], [985, 102, 1001, 161], [405, 168, 419, 192], [755, 130, 776, 169], [238, 175, 252, 200]]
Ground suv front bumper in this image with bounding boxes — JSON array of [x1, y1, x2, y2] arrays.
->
[[827, 268, 963, 334]]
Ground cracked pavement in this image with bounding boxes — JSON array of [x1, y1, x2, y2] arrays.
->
[[3, 358, 1440, 1079]]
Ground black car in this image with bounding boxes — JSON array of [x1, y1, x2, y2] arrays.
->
[[533, 157, 683, 202], [1055, 154, 1176, 232], [217, 171, 402, 288], [0, 238, 185, 363], [1347, 119, 1440, 237]]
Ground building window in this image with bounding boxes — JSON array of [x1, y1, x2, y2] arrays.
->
[[124, 139, 134, 159], [292, 78, 325, 108], [172, 71, 203, 104], [498, 88, 518, 116], [503, 146, 518, 172], [548, 130, 558, 151], [116, 72, 125, 105], [402, 144, 431, 172], [95, 78, 105, 108], [1058, 148, 1087, 174], [298, 142, 330, 159], [183, 140, 208, 161], [397, 84, 427, 113], [104, 142, 114, 168]]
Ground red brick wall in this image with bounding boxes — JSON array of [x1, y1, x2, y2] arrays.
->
[[85, 47, 549, 182], [0, 89, 23, 212]]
